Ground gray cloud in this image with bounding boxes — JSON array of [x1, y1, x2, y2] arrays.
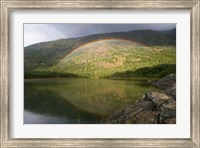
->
[[24, 23, 176, 47]]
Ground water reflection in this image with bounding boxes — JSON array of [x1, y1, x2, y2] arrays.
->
[[24, 110, 73, 124], [24, 78, 157, 124]]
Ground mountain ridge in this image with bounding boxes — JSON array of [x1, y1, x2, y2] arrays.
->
[[25, 28, 176, 48], [24, 29, 176, 78]]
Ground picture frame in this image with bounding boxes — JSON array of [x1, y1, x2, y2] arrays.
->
[[0, 0, 199, 147]]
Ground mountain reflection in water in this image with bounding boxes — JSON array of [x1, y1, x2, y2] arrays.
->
[[24, 78, 157, 124]]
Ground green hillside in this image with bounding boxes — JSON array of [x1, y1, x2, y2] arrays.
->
[[24, 29, 176, 79]]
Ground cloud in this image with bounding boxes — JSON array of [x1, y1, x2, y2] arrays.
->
[[24, 24, 65, 47], [24, 24, 176, 47]]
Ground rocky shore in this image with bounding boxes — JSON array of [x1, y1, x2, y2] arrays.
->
[[103, 75, 176, 124]]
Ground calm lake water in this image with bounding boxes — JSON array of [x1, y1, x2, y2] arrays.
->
[[24, 78, 157, 124]]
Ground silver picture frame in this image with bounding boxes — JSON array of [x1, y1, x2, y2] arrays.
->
[[0, 0, 199, 147]]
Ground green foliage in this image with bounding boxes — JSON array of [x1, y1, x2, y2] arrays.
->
[[109, 64, 176, 78], [48, 42, 175, 78], [24, 71, 80, 79], [24, 29, 176, 79]]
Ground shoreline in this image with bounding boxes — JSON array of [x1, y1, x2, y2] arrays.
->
[[24, 77, 159, 81], [102, 74, 176, 124]]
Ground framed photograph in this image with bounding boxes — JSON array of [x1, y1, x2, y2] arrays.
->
[[0, 0, 199, 147]]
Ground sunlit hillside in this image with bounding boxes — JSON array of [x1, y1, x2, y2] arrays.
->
[[24, 29, 176, 79], [46, 39, 175, 78]]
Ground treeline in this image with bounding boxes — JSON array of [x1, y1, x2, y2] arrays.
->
[[25, 64, 175, 79], [24, 71, 81, 79]]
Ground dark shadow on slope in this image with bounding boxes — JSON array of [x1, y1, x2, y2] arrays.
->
[[107, 64, 176, 79], [24, 71, 84, 79]]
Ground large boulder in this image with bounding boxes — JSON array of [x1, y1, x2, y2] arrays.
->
[[144, 91, 174, 111], [160, 98, 176, 112], [152, 74, 176, 89], [164, 118, 176, 124], [125, 111, 160, 124], [165, 87, 176, 99], [124, 100, 155, 114], [104, 100, 155, 124], [159, 110, 176, 124]]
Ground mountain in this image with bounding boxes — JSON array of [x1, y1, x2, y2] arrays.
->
[[162, 28, 176, 39], [24, 29, 176, 78]]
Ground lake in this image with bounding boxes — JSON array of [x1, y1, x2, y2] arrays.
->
[[24, 78, 158, 124]]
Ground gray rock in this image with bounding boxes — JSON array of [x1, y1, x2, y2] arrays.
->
[[145, 91, 173, 110], [104, 100, 155, 124], [159, 110, 176, 124], [152, 75, 176, 89], [125, 100, 155, 114], [165, 118, 176, 124], [165, 87, 176, 99], [161, 99, 176, 112], [126, 111, 160, 124], [103, 75, 176, 124]]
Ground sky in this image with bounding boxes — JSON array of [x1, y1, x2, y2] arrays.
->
[[24, 23, 176, 47]]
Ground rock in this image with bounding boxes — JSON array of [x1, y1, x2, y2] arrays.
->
[[161, 99, 176, 112], [126, 111, 160, 124], [124, 100, 155, 114], [103, 75, 176, 124], [103, 111, 126, 124], [165, 87, 176, 99], [165, 118, 176, 124], [152, 74, 176, 89], [159, 110, 176, 124], [104, 100, 155, 124], [143, 91, 153, 100], [104, 91, 176, 124], [144, 91, 173, 110]]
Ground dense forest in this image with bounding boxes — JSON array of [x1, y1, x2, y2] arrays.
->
[[24, 29, 176, 79]]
